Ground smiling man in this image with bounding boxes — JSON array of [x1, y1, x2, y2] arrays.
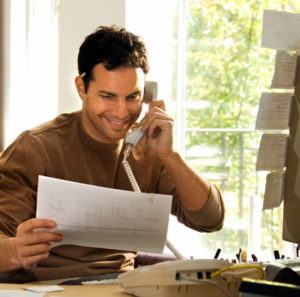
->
[[0, 26, 225, 283], [76, 64, 145, 143]]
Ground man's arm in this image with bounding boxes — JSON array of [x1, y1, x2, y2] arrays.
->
[[141, 100, 223, 213], [156, 151, 211, 211], [0, 218, 62, 273], [0, 135, 63, 273]]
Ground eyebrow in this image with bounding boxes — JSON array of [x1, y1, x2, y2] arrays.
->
[[97, 90, 142, 98], [127, 90, 142, 97], [97, 90, 116, 97]]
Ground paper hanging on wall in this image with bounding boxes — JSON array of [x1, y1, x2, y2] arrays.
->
[[255, 92, 293, 130], [261, 10, 300, 51], [256, 134, 288, 171], [270, 51, 297, 89], [263, 172, 285, 210]]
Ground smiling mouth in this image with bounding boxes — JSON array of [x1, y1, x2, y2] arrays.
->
[[106, 117, 130, 129]]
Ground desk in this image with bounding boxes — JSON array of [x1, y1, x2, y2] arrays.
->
[[0, 283, 129, 297]]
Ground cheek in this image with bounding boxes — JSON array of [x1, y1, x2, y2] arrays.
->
[[84, 98, 107, 114], [128, 101, 143, 116]]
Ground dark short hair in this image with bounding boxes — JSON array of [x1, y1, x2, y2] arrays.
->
[[78, 25, 149, 91]]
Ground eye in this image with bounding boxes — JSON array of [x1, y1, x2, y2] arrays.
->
[[100, 94, 114, 100], [127, 94, 141, 101]]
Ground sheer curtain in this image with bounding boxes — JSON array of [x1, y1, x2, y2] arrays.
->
[[5, 0, 58, 148]]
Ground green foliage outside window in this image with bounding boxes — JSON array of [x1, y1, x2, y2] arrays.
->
[[173, 0, 300, 258]]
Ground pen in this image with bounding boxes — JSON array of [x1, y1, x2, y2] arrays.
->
[[274, 250, 280, 260], [236, 248, 242, 263], [214, 248, 221, 259], [251, 254, 258, 262]]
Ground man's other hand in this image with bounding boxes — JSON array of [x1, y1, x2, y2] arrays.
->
[[11, 218, 63, 269]]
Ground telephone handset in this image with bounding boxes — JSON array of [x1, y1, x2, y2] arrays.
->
[[143, 80, 158, 102], [124, 81, 158, 151], [122, 81, 158, 190]]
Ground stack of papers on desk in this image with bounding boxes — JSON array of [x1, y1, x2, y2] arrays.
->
[[36, 176, 172, 253]]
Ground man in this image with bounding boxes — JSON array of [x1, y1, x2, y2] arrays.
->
[[0, 26, 224, 283]]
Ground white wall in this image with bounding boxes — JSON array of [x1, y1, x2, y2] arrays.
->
[[0, 0, 9, 151], [1, 0, 127, 148], [2, 0, 175, 147], [57, 0, 176, 113], [125, 0, 176, 109], [3, 0, 59, 147], [1, 0, 11, 150], [57, 0, 126, 114]]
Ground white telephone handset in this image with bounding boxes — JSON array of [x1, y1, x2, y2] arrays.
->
[[122, 82, 185, 260], [123, 80, 158, 163], [124, 81, 158, 148]]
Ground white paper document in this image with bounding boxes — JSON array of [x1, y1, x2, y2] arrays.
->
[[36, 176, 172, 253], [0, 292, 44, 297], [256, 134, 288, 171], [24, 286, 64, 293], [255, 92, 292, 130], [263, 172, 284, 210], [261, 10, 300, 51], [270, 51, 297, 89]]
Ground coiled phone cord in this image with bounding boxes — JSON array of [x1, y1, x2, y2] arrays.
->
[[122, 159, 141, 192]]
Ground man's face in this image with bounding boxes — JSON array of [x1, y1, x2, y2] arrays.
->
[[79, 63, 145, 144]]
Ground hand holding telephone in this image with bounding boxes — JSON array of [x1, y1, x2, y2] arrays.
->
[[123, 80, 158, 163], [124, 81, 158, 148], [122, 81, 158, 191]]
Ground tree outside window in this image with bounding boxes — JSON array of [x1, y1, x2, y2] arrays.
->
[[172, 0, 300, 259]]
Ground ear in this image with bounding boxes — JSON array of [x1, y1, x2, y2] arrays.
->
[[75, 76, 86, 100]]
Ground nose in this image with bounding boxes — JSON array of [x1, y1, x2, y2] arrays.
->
[[112, 98, 129, 119]]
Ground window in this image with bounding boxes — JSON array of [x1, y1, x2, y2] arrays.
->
[[5, 0, 58, 147], [166, 0, 300, 260]]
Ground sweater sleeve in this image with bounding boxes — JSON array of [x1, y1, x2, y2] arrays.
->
[[177, 184, 225, 232], [0, 132, 46, 237], [157, 167, 225, 232]]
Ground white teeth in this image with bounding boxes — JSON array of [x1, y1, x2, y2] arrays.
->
[[109, 119, 127, 126]]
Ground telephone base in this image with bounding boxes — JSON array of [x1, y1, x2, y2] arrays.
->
[[123, 283, 226, 297], [118, 259, 238, 297]]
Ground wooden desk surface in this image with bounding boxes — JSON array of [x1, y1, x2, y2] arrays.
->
[[0, 283, 129, 297]]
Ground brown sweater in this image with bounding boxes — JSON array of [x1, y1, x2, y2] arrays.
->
[[0, 111, 224, 282]]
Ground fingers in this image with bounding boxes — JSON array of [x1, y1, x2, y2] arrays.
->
[[139, 100, 174, 156], [141, 106, 173, 135], [149, 100, 166, 111], [20, 254, 50, 269], [18, 242, 51, 257], [17, 229, 63, 247], [14, 239, 52, 269], [15, 233, 61, 269], [148, 119, 173, 138], [17, 218, 57, 234], [17, 218, 63, 245], [14, 218, 63, 269]]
